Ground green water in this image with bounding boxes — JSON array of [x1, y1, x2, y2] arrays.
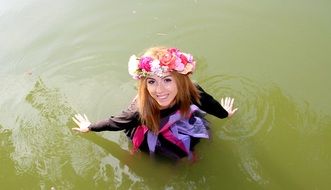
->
[[1, 0, 330, 189]]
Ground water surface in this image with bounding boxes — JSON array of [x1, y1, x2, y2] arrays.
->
[[1, 0, 331, 189]]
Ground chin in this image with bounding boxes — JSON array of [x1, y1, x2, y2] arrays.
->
[[158, 102, 171, 109]]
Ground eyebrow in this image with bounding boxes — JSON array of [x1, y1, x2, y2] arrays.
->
[[146, 75, 171, 80]]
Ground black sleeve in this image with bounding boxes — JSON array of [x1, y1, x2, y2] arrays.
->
[[89, 98, 140, 132], [195, 84, 229, 119]]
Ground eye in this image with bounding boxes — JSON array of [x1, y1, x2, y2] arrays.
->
[[164, 78, 172, 83], [147, 79, 155, 84]]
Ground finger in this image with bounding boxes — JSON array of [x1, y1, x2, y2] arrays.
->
[[84, 114, 89, 121], [229, 98, 234, 109], [233, 107, 238, 113], [74, 114, 82, 122], [225, 97, 230, 106], [221, 98, 224, 106], [231, 108, 238, 115], [72, 127, 82, 132], [74, 113, 80, 121], [76, 114, 85, 122], [72, 117, 80, 126], [230, 98, 234, 106]]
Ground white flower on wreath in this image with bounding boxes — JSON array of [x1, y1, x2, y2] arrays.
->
[[128, 55, 138, 77], [150, 59, 162, 74]]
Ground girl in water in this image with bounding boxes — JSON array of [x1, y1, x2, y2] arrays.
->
[[72, 47, 238, 160]]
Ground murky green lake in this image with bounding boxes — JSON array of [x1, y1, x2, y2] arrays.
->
[[1, 0, 330, 189]]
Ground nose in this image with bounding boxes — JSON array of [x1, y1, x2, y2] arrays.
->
[[155, 81, 165, 93]]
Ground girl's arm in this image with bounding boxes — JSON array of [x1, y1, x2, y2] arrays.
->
[[195, 85, 237, 119], [72, 98, 140, 132]]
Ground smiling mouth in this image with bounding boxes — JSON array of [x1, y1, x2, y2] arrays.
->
[[156, 94, 168, 101]]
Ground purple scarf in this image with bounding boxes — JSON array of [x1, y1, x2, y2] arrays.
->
[[132, 105, 209, 158]]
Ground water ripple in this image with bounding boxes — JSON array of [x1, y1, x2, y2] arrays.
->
[[199, 74, 276, 141]]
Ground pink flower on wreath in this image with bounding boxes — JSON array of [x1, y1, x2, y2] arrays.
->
[[160, 53, 176, 70], [139, 56, 152, 72], [179, 54, 188, 65], [168, 48, 179, 54], [175, 61, 185, 72], [128, 47, 196, 79]]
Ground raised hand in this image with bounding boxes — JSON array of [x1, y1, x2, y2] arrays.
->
[[220, 97, 238, 117], [72, 113, 91, 132]]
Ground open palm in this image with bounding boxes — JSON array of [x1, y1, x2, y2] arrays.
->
[[220, 97, 238, 117], [72, 113, 91, 132]]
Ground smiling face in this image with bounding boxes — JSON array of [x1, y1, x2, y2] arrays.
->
[[146, 72, 178, 109]]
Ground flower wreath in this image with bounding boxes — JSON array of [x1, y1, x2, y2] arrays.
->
[[128, 48, 196, 79]]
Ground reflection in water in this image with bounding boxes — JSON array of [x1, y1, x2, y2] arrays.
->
[[0, 127, 18, 188], [5, 78, 144, 189], [236, 142, 269, 185]]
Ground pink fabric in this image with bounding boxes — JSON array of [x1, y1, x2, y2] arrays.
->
[[132, 125, 148, 152]]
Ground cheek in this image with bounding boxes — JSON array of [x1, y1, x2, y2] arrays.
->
[[172, 82, 178, 92], [168, 83, 178, 95], [146, 85, 155, 95], [172, 88, 178, 97]]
